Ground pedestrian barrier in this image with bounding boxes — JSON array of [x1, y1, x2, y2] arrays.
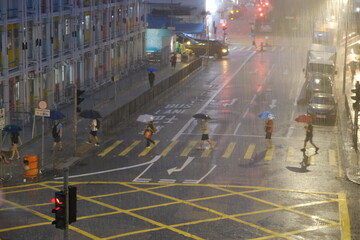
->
[[23, 155, 38, 179]]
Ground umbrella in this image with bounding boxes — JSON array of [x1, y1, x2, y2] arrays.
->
[[147, 68, 158, 72], [192, 113, 211, 120], [79, 109, 102, 119], [137, 114, 154, 123], [47, 110, 65, 120], [295, 114, 313, 123], [3, 124, 22, 133], [258, 111, 275, 120]]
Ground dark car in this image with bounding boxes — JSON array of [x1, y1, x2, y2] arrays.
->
[[185, 39, 229, 59], [305, 73, 333, 100], [307, 93, 337, 122]]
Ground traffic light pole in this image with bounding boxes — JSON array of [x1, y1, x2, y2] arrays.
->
[[351, 82, 360, 151], [64, 167, 69, 240]]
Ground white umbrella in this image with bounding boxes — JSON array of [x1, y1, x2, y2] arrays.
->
[[137, 114, 154, 123]]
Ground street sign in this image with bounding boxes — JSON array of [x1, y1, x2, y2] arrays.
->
[[38, 100, 48, 109], [0, 108, 5, 130], [35, 108, 50, 117]]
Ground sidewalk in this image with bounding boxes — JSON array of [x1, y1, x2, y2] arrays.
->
[[0, 60, 196, 186]]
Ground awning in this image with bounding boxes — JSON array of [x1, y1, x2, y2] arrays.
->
[[174, 23, 205, 34]]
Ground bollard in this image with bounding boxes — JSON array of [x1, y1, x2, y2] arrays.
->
[[23, 155, 39, 179]]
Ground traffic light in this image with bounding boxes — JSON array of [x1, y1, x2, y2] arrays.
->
[[351, 83, 360, 110], [221, 23, 228, 31], [68, 186, 77, 224], [77, 89, 85, 113], [52, 191, 66, 229]]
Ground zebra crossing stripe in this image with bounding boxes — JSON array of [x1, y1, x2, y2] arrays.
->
[[201, 142, 216, 157], [244, 144, 255, 160], [264, 147, 273, 161], [118, 140, 141, 156], [160, 140, 179, 157], [98, 140, 123, 157], [286, 147, 295, 162], [222, 142, 236, 158], [139, 140, 160, 156], [328, 149, 337, 166], [180, 141, 197, 157]]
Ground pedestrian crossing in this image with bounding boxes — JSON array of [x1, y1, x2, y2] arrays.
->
[[97, 140, 338, 166], [232, 45, 301, 52]]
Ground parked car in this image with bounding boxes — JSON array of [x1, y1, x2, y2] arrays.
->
[[185, 39, 229, 59], [307, 93, 337, 122], [305, 73, 333, 100]]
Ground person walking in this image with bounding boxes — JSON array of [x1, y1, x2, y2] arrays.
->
[[170, 54, 177, 70], [144, 120, 156, 148], [148, 71, 155, 88], [350, 61, 357, 80], [51, 119, 63, 152], [265, 118, 273, 148], [87, 119, 100, 146], [197, 119, 215, 150], [301, 123, 319, 153], [9, 131, 22, 161]]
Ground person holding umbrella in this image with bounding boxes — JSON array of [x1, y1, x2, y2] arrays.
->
[[51, 119, 63, 152], [144, 119, 156, 148], [197, 118, 214, 150], [301, 123, 319, 153], [9, 130, 22, 161], [265, 115, 274, 149]]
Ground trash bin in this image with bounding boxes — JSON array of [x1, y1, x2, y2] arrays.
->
[[23, 155, 38, 179]]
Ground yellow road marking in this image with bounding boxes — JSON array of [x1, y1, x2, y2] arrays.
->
[[222, 142, 236, 158], [338, 193, 351, 240], [308, 155, 315, 165], [138, 140, 160, 156], [286, 147, 295, 162], [201, 142, 216, 157], [98, 140, 123, 157], [244, 144, 255, 159], [328, 149, 337, 166], [160, 140, 179, 157], [264, 147, 273, 161], [180, 141, 197, 156], [118, 140, 141, 156]]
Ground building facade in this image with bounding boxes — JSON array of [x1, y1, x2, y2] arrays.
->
[[0, 0, 147, 123]]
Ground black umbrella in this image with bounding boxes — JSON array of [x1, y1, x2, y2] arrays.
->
[[192, 113, 211, 120], [3, 124, 22, 133], [79, 109, 102, 119], [47, 110, 65, 120]]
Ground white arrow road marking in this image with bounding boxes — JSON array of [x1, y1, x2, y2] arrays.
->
[[269, 99, 277, 109], [132, 155, 161, 182], [167, 157, 195, 175], [223, 98, 238, 107], [183, 165, 217, 184]]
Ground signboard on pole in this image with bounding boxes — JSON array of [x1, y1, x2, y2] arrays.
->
[[35, 108, 50, 117]]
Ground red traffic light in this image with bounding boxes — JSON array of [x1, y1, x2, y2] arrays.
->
[[221, 23, 228, 30]]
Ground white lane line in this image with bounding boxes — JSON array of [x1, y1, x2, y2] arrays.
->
[[172, 51, 257, 141], [158, 179, 176, 183], [55, 155, 161, 180], [132, 155, 161, 182], [183, 165, 217, 184], [133, 178, 151, 183]]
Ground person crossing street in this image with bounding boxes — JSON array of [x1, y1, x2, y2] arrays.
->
[[301, 123, 319, 153]]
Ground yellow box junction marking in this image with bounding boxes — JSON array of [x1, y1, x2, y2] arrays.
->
[[0, 182, 351, 240], [160, 140, 179, 157], [244, 144, 255, 160], [286, 147, 295, 162], [328, 149, 337, 166], [201, 142, 216, 157], [264, 147, 273, 161], [98, 140, 123, 157], [118, 140, 141, 156], [222, 142, 236, 158], [139, 140, 160, 156], [180, 141, 197, 156]]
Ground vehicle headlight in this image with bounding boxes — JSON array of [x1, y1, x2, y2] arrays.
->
[[222, 48, 228, 53]]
